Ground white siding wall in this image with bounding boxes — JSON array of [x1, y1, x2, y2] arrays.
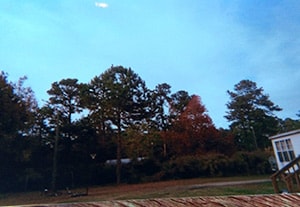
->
[[291, 134, 300, 157]]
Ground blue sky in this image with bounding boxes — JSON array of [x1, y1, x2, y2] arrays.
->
[[1, 0, 300, 128]]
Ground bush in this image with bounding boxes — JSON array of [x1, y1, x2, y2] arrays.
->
[[121, 158, 162, 183], [157, 151, 272, 181], [97, 164, 116, 185], [162, 155, 206, 179], [235, 150, 273, 175]]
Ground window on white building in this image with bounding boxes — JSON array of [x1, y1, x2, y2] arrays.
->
[[275, 139, 295, 162]]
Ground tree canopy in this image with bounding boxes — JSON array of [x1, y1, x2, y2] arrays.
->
[[88, 66, 151, 184], [225, 79, 282, 150], [0, 68, 297, 193]]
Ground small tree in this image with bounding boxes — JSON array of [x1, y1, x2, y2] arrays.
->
[[168, 95, 216, 156], [46, 78, 83, 191], [225, 80, 281, 151]]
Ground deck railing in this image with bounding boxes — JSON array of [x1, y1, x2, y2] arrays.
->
[[271, 155, 300, 193]]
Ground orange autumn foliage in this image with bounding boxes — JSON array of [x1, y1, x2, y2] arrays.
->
[[168, 95, 219, 156]]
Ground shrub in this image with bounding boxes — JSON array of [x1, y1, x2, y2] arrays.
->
[[159, 151, 272, 181]]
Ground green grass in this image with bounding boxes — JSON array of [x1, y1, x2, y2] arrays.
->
[[116, 182, 275, 200], [202, 183, 275, 196]]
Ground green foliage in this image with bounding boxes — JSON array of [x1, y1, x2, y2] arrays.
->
[[0, 72, 39, 192], [123, 158, 162, 183], [234, 151, 273, 174], [0, 72, 36, 137], [160, 151, 272, 181], [151, 83, 171, 130], [0, 70, 285, 193], [278, 118, 300, 132], [163, 155, 206, 179], [89, 66, 152, 184], [225, 80, 281, 151]]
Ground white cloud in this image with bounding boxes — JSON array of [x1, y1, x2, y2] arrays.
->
[[95, 2, 108, 8]]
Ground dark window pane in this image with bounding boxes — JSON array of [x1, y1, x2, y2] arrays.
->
[[281, 140, 286, 150], [289, 151, 295, 160], [278, 152, 283, 162], [286, 139, 292, 150], [283, 151, 289, 161], [275, 142, 281, 151]]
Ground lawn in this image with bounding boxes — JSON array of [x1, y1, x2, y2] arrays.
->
[[0, 175, 275, 206]]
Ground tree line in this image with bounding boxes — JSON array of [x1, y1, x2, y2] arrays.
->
[[0, 66, 299, 193]]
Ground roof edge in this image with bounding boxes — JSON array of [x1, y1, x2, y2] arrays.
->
[[269, 129, 300, 140]]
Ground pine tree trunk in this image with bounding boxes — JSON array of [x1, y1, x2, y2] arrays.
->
[[116, 116, 122, 185], [51, 116, 59, 192]]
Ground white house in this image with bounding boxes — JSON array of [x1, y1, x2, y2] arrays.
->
[[269, 129, 300, 170]]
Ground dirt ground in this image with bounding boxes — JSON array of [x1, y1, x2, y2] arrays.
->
[[0, 176, 271, 206]]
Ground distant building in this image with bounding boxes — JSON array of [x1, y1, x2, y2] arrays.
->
[[105, 157, 145, 165], [269, 129, 300, 170]]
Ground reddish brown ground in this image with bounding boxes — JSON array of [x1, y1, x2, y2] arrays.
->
[[0, 176, 270, 206]]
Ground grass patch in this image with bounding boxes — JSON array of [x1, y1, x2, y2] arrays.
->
[[117, 182, 275, 200], [202, 182, 275, 196]]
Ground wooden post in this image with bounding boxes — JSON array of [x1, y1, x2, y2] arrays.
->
[[271, 176, 280, 193], [295, 173, 300, 191], [286, 177, 293, 193]]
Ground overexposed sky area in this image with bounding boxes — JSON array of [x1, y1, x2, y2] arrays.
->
[[0, 0, 300, 128], [95, 2, 108, 8]]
